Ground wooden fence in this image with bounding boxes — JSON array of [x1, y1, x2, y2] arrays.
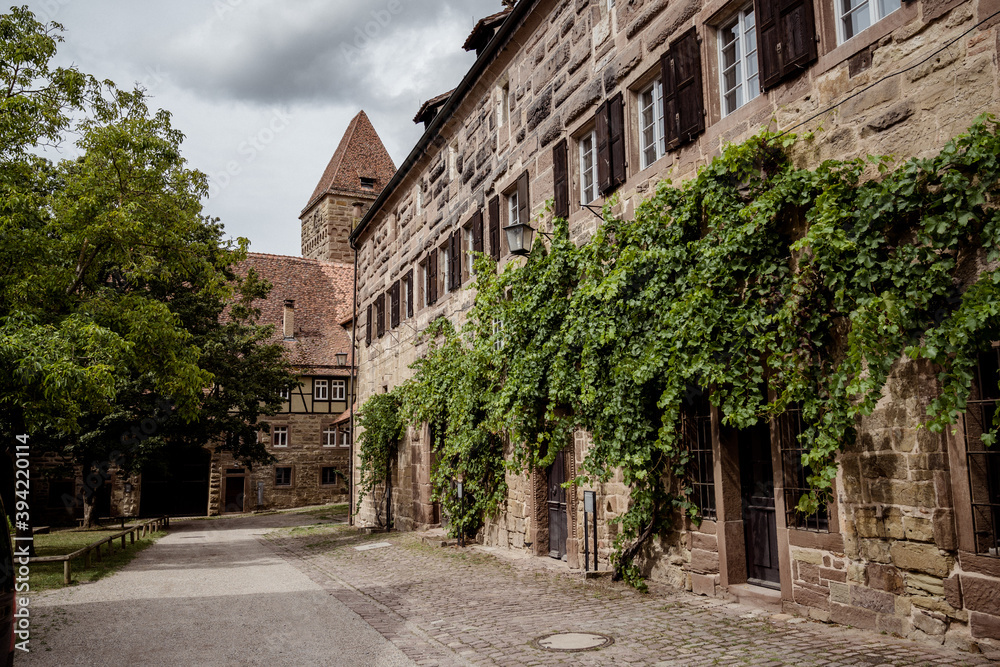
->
[[29, 516, 170, 585]]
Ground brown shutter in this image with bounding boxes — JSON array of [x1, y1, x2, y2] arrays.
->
[[595, 101, 611, 193], [375, 293, 385, 338], [405, 269, 414, 317], [488, 196, 501, 260], [516, 170, 529, 226], [365, 304, 372, 346], [448, 231, 460, 291], [428, 252, 438, 305], [608, 93, 625, 191], [472, 210, 484, 256], [755, 0, 817, 90], [390, 280, 400, 328], [553, 139, 569, 219], [662, 28, 705, 150]]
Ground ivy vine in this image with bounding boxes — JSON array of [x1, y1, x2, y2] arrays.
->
[[354, 390, 404, 527], [359, 116, 1000, 588]]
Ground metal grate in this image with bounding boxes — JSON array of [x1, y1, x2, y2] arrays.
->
[[682, 390, 716, 520], [965, 346, 1000, 557], [778, 404, 829, 532]]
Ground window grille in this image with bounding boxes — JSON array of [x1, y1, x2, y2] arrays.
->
[[965, 346, 1000, 557], [681, 390, 716, 520], [778, 404, 829, 531]]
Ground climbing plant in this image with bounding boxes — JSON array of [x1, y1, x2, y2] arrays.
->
[[354, 390, 405, 527], [358, 115, 1000, 588]]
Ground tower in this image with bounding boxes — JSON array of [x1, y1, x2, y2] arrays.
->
[[300, 111, 396, 263]]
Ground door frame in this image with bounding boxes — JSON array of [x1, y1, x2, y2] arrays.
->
[[222, 471, 247, 514]]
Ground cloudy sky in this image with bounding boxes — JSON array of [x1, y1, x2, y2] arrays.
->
[[25, 0, 503, 256]]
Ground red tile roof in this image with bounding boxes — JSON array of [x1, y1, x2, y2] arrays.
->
[[302, 110, 397, 214], [237, 253, 355, 372]]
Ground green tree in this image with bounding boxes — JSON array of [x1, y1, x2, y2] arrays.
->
[[0, 7, 295, 528]]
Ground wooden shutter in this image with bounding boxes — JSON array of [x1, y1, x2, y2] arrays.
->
[[375, 293, 385, 338], [472, 210, 484, 256], [447, 231, 460, 291], [595, 101, 611, 194], [428, 252, 438, 305], [553, 139, 569, 219], [608, 93, 625, 192], [662, 29, 705, 150], [365, 304, 372, 346], [488, 196, 501, 260], [405, 269, 414, 317], [390, 280, 400, 328], [755, 0, 817, 90], [516, 170, 529, 226]]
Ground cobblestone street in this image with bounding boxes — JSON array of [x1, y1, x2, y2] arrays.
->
[[268, 523, 1000, 667]]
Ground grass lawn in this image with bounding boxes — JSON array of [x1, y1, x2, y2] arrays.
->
[[27, 528, 166, 591]]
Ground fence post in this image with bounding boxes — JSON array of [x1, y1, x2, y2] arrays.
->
[[121, 534, 126, 549], [95, 543, 101, 562], [130, 531, 135, 545], [63, 560, 71, 585]]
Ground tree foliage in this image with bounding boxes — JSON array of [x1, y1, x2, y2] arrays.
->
[[0, 7, 296, 525], [359, 116, 1000, 587]]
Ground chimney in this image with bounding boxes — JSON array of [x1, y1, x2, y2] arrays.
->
[[283, 300, 295, 340]]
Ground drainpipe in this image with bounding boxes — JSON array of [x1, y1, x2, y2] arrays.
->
[[348, 204, 362, 526]]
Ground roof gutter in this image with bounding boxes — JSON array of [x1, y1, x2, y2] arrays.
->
[[349, 0, 537, 245]]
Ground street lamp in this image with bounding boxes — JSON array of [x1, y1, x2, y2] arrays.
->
[[503, 221, 535, 256]]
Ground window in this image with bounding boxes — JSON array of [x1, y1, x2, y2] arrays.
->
[[778, 404, 829, 531], [719, 6, 760, 116], [279, 386, 290, 400], [321, 467, 341, 486], [440, 244, 451, 294], [402, 271, 413, 318], [360, 176, 376, 190], [639, 80, 665, 168], [463, 225, 474, 280], [272, 426, 288, 448], [964, 347, 1000, 556], [493, 319, 505, 352], [390, 280, 401, 328], [580, 131, 598, 204], [375, 292, 386, 337], [838, 0, 900, 43], [339, 426, 352, 447], [275, 467, 292, 487], [507, 190, 520, 227], [323, 426, 337, 447], [315, 379, 329, 401], [332, 379, 346, 401], [681, 390, 715, 520]]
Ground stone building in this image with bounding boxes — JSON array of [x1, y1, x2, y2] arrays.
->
[[349, 0, 1000, 650]]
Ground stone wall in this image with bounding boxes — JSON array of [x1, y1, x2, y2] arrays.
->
[[301, 190, 375, 264], [352, 0, 1000, 649]]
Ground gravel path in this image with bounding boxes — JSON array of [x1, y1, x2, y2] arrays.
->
[[20, 513, 413, 667]]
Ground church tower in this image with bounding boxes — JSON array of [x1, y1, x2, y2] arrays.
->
[[300, 111, 396, 263]]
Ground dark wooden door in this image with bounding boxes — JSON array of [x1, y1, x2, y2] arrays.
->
[[224, 476, 245, 513], [740, 422, 780, 588], [547, 450, 567, 559]]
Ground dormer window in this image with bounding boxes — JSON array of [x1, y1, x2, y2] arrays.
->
[[360, 177, 376, 190]]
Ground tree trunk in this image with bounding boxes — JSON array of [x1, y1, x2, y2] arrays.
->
[[82, 492, 97, 529]]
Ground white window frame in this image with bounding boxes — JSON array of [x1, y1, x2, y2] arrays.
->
[[314, 379, 329, 401], [837, 0, 900, 44], [272, 426, 288, 448], [323, 426, 337, 447], [718, 5, 760, 117], [579, 130, 599, 205], [441, 246, 451, 294], [638, 80, 665, 169], [331, 379, 346, 401], [507, 190, 520, 226], [279, 386, 290, 400], [339, 426, 351, 447], [463, 225, 475, 278]]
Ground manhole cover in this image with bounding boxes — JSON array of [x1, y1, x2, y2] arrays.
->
[[531, 632, 613, 652]]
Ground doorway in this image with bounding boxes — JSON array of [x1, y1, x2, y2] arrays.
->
[[739, 421, 780, 588], [546, 450, 567, 560], [224, 471, 246, 513]]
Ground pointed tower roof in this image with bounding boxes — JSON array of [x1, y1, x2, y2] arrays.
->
[[302, 111, 397, 214]]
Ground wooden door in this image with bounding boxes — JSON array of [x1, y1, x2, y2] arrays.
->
[[740, 422, 780, 588], [547, 450, 567, 559]]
